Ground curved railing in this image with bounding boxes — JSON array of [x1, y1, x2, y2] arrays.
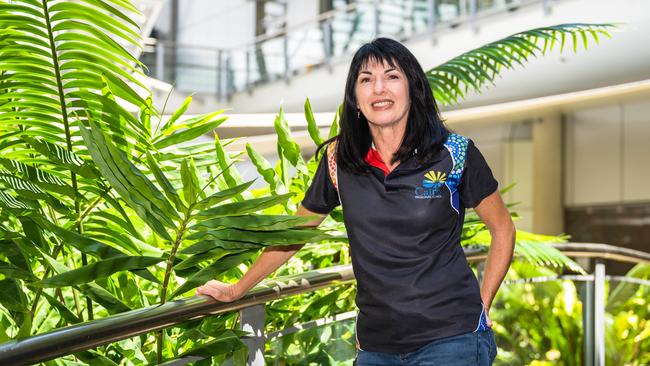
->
[[0, 243, 648, 365], [140, 0, 557, 100]]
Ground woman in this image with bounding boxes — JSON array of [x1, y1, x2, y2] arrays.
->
[[197, 37, 515, 365]]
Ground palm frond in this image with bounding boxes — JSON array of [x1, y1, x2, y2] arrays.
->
[[0, 0, 147, 158], [464, 228, 583, 273], [427, 23, 617, 105]]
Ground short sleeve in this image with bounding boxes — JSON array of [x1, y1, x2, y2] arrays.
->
[[301, 152, 340, 214], [459, 140, 498, 208]]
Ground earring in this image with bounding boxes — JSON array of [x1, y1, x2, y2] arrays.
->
[[357, 109, 361, 119]]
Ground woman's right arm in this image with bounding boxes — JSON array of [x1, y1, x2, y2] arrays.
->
[[195, 205, 327, 302]]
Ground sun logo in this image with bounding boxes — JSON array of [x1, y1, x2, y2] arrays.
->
[[424, 171, 446, 183]]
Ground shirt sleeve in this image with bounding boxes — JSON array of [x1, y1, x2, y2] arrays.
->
[[459, 139, 499, 208], [301, 151, 340, 214]]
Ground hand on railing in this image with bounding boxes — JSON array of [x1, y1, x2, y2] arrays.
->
[[196, 280, 244, 302]]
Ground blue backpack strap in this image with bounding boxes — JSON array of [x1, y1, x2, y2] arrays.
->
[[442, 133, 469, 213]]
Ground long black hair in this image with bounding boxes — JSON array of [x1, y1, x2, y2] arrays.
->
[[318, 37, 449, 174]]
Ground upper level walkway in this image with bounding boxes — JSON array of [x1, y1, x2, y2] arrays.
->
[[140, 0, 650, 114]]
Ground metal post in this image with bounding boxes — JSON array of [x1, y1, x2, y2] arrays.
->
[[240, 305, 266, 366], [155, 40, 165, 81], [322, 18, 333, 70], [580, 279, 595, 366], [245, 48, 251, 92], [427, 0, 436, 33], [476, 260, 485, 286], [283, 34, 289, 83], [469, 0, 478, 33], [374, 1, 381, 37], [594, 261, 606, 366], [543, 0, 553, 15], [225, 51, 233, 100], [216, 49, 223, 101]]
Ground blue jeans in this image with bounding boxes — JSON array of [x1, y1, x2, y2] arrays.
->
[[353, 329, 497, 366]]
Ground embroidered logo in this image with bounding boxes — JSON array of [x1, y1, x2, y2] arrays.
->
[[415, 171, 446, 199]]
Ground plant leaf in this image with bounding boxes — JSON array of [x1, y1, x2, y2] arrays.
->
[[197, 193, 293, 218], [34, 256, 165, 288]]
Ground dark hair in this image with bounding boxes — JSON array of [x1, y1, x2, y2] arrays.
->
[[318, 37, 449, 174]]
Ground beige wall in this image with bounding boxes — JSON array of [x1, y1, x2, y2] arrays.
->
[[564, 99, 650, 206], [453, 95, 650, 235]]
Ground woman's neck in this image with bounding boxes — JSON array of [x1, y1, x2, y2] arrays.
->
[[368, 122, 406, 168]]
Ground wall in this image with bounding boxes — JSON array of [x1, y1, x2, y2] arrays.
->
[[564, 98, 650, 206]]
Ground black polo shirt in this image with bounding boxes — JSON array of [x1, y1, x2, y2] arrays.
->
[[301, 134, 498, 353]]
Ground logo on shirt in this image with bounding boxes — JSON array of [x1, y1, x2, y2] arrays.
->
[[415, 171, 446, 199]]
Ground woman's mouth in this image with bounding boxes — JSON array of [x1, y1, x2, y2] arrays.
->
[[371, 100, 394, 109]]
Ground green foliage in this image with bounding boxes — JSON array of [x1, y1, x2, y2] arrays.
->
[[427, 24, 615, 106], [0, 0, 332, 364]]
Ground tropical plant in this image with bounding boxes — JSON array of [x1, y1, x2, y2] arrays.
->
[[0, 0, 334, 364], [426, 23, 615, 106]]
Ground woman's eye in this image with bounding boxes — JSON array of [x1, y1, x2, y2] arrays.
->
[[359, 78, 370, 83], [388, 74, 399, 79]]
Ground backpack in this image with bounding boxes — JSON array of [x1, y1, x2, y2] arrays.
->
[[326, 133, 469, 212]]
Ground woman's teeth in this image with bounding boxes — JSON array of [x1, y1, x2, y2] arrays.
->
[[372, 101, 393, 107]]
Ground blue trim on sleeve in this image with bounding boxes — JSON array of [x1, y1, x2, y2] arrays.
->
[[443, 133, 469, 213]]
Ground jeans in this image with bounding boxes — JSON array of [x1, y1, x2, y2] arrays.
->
[[353, 329, 497, 366]]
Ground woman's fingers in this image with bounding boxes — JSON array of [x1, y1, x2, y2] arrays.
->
[[197, 285, 225, 300], [195, 280, 237, 302], [486, 312, 493, 328]]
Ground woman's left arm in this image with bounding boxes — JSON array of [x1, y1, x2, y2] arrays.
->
[[473, 190, 516, 326]]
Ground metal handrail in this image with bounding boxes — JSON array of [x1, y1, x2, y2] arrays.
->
[[1, 243, 648, 365], [466, 242, 650, 264], [141, 0, 555, 99]]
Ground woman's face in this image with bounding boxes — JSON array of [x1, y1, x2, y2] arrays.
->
[[354, 59, 410, 129]]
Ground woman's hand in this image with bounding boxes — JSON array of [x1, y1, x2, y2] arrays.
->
[[195, 280, 242, 302], [485, 308, 493, 328]]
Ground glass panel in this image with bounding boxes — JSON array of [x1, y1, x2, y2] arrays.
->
[[493, 279, 585, 365], [265, 318, 357, 366], [605, 277, 650, 365]]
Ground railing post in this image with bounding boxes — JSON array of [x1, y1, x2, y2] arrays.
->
[[580, 274, 595, 366], [245, 48, 251, 93], [543, 0, 553, 15], [283, 34, 290, 84], [476, 260, 485, 285], [594, 261, 606, 366], [225, 50, 233, 100], [216, 49, 223, 101], [374, 1, 380, 37], [322, 18, 333, 71], [469, 0, 478, 32], [427, 0, 436, 33], [240, 304, 266, 366], [155, 40, 165, 81]]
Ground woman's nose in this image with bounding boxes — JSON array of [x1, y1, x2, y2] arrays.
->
[[373, 78, 385, 94]]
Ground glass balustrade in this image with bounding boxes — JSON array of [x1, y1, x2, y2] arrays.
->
[[140, 0, 536, 99]]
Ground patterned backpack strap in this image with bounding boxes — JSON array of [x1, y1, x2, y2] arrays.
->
[[442, 133, 469, 213], [326, 140, 338, 190]]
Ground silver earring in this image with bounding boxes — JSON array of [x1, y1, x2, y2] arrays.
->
[[357, 109, 361, 118]]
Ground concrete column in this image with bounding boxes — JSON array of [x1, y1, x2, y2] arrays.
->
[[532, 114, 564, 235]]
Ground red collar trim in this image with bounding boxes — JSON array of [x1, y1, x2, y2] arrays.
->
[[364, 147, 391, 176]]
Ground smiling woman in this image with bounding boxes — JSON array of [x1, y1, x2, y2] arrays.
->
[[197, 37, 515, 366]]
